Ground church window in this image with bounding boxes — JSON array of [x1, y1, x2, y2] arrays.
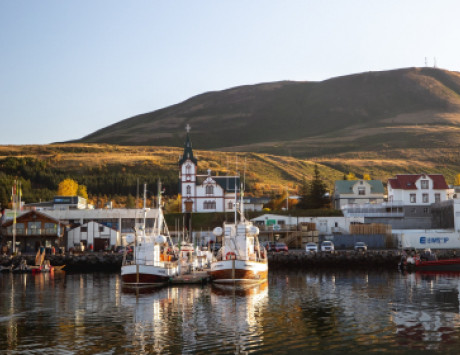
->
[[186, 186, 191, 195], [206, 185, 214, 195], [186, 165, 191, 174], [204, 201, 216, 209]]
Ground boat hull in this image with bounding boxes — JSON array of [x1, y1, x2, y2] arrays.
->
[[415, 258, 460, 272], [210, 259, 268, 284], [121, 264, 177, 286]]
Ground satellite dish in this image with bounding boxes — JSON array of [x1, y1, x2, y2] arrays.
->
[[155, 235, 167, 244]]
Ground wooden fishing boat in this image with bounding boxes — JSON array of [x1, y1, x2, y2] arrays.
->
[[121, 183, 178, 288], [210, 188, 268, 284]]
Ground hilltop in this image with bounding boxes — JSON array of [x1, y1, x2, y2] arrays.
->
[[3, 67, 460, 208], [74, 67, 460, 159]]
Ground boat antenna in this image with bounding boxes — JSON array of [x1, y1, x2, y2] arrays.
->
[[234, 175, 238, 223], [143, 183, 147, 237]]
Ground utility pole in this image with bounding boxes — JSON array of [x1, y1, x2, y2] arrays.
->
[[286, 187, 289, 211]]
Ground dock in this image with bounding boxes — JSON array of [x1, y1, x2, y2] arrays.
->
[[170, 269, 210, 284]]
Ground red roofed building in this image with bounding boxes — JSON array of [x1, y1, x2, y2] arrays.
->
[[388, 174, 450, 205]]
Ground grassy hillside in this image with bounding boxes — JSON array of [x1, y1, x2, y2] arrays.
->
[[74, 67, 460, 159], [1, 143, 460, 210]]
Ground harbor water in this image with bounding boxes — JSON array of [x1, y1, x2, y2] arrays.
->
[[2, 269, 460, 353]]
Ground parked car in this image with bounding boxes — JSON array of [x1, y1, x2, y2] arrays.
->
[[305, 242, 318, 253], [321, 241, 335, 252], [261, 242, 287, 252], [261, 241, 277, 252], [354, 242, 368, 252], [274, 242, 288, 252], [116, 246, 132, 254]]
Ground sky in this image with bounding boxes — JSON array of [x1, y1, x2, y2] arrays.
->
[[1, 0, 460, 145]]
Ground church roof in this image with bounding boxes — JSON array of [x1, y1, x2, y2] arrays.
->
[[214, 176, 240, 193], [178, 132, 197, 166]]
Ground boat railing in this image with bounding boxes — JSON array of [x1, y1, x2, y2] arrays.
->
[[164, 260, 178, 269]]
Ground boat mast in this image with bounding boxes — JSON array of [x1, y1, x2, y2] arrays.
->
[[12, 180, 17, 255]]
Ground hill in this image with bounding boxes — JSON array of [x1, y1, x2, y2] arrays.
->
[[1, 142, 459, 211], [74, 67, 460, 158]]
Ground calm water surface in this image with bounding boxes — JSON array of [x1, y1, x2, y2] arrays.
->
[[1, 269, 460, 354]]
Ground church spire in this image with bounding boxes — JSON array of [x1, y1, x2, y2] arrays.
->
[[179, 124, 197, 166]]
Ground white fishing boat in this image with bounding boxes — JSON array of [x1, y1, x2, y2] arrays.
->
[[121, 183, 178, 287], [210, 187, 268, 284]]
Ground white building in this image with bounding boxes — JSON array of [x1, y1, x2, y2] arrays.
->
[[387, 174, 449, 205], [333, 179, 385, 209], [67, 221, 119, 251], [179, 128, 240, 213], [250, 214, 364, 236]]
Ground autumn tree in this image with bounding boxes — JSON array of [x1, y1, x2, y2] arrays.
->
[[455, 174, 460, 186], [77, 185, 88, 199], [58, 179, 78, 196], [346, 172, 357, 180]]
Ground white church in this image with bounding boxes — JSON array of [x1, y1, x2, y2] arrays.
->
[[179, 127, 240, 213]]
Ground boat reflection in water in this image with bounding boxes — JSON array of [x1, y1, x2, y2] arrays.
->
[[393, 271, 460, 348], [120, 281, 268, 354], [210, 281, 268, 353]]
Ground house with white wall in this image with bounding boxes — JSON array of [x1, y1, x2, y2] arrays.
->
[[333, 179, 384, 209], [387, 174, 449, 205], [352, 174, 451, 230]]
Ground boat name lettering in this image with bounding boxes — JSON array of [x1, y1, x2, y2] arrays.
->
[[420, 236, 449, 244]]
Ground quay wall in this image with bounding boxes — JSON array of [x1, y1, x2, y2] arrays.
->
[[1, 250, 458, 272], [268, 251, 402, 270]]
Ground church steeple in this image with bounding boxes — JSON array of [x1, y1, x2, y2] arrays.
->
[[179, 124, 197, 166]]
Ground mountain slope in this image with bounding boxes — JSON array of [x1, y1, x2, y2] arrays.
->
[[75, 67, 460, 157]]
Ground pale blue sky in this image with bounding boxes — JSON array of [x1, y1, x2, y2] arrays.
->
[[1, 0, 459, 144]]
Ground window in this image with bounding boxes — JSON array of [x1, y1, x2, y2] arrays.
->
[[423, 207, 429, 214], [99, 226, 104, 232], [44, 223, 57, 234], [435, 193, 441, 203], [411, 208, 417, 214], [204, 201, 216, 210], [410, 194, 416, 203], [81, 226, 88, 232], [206, 185, 214, 195], [422, 193, 429, 203], [28, 221, 41, 235], [421, 180, 429, 189], [186, 185, 191, 195], [358, 187, 365, 195], [228, 202, 233, 209], [16, 223, 25, 234], [186, 164, 191, 174]]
